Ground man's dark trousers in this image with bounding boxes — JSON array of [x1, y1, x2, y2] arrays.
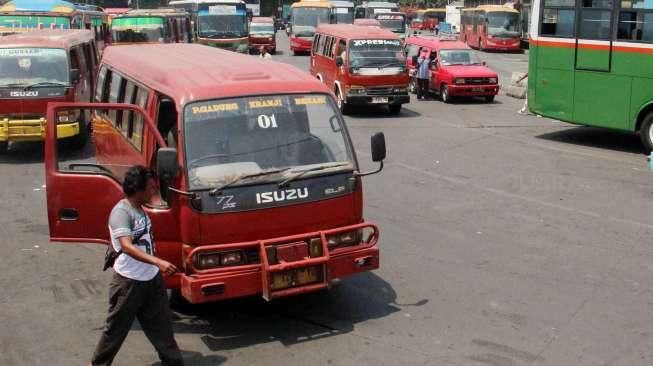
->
[[417, 78, 429, 99], [91, 272, 183, 366]]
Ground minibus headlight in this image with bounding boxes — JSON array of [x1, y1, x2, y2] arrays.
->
[[195, 250, 245, 269], [454, 78, 465, 85], [57, 110, 79, 123], [489, 77, 498, 84], [348, 85, 365, 95], [327, 229, 362, 249]]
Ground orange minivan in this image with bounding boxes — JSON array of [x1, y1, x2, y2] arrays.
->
[[310, 24, 409, 114]]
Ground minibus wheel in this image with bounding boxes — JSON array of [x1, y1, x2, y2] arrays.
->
[[388, 104, 402, 115], [639, 112, 653, 154], [68, 118, 88, 150], [0, 141, 7, 154], [485, 95, 495, 103], [336, 88, 350, 115]]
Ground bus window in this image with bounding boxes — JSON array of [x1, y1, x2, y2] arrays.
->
[[116, 78, 128, 131], [95, 66, 107, 102], [157, 97, 178, 148], [618, 5, 653, 42], [578, 0, 612, 39], [541, 0, 575, 37]]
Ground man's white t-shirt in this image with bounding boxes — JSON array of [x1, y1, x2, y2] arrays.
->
[[108, 199, 159, 281]]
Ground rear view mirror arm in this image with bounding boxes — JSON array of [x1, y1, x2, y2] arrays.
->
[[168, 186, 198, 198], [354, 161, 384, 177]]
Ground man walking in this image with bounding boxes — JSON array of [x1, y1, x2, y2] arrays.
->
[[416, 49, 431, 100], [91, 166, 183, 366]]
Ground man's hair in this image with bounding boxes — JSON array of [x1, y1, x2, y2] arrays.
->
[[122, 165, 155, 196]]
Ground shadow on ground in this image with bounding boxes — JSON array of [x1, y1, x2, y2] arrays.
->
[[160, 272, 405, 353], [536, 126, 643, 155]]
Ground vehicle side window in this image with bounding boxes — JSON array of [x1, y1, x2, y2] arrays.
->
[[129, 86, 149, 150], [115, 78, 128, 131], [83, 43, 94, 73], [312, 33, 321, 54], [618, 0, 653, 42], [323, 36, 332, 57], [317, 33, 326, 55], [69, 48, 79, 70], [578, 0, 612, 40], [540, 0, 576, 37], [95, 66, 107, 102], [76, 46, 88, 76], [123, 81, 136, 137], [338, 39, 346, 59], [108, 72, 122, 123], [331, 37, 339, 58]]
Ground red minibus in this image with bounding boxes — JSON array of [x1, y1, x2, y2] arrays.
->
[[0, 29, 98, 153], [460, 5, 521, 52], [311, 24, 409, 115], [248, 16, 276, 53], [44, 43, 386, 303]]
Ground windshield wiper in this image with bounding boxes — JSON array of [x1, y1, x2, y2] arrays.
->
[[188, 153, 230, 168], [23, 81, 68, 89], [209, 167, 292, 196], [277, 162, 352, 188]]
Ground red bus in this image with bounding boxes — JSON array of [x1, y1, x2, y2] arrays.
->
[[311, 24, 409, 115], [410, 8, 445, 31], [460, 5, 521, 52], [0, 30, 99, 153], [44, 43, 386, 303]]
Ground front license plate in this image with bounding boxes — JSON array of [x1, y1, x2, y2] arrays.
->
[[271, 266, 320, 290], [371, 97, 388, 104], [472, 87, 484, 92]]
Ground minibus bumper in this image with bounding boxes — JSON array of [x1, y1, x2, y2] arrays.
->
[[346, 92, 410, 106], [0, 117, 79, 142], [178, 222, 380, 304], [448, 84, 499, 97]]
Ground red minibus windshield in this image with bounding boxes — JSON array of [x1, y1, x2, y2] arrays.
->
[[183, 93, 354, 191]]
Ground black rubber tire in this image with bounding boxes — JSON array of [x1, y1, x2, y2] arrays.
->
[[68, 115, 88, 150], [441, 84, 451, 103], [485, 95, 495, 103], [0, 141, 7, 154], [336, 87, 350, 115], [388, 104, 402, 115], [639, 112, 653, 154]]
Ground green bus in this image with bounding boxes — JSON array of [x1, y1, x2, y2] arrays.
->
[[528, 0, 653, 151]]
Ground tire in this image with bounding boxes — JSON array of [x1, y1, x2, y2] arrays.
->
[[335, 87, 349, 115], [0, 141, 7, 154], [441, 84, 451, 103], [68, 115, 88, 150], [485, 95, 495, 103], [388, 104, 402, 115], [409, 77, 417, 94], [639, 112, 653, 154], [169, 289, 194, 314]]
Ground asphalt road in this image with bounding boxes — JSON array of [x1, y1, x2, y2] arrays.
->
[[2, 32, 653, 366]]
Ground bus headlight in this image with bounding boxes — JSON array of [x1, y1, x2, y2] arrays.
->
[[454, 78, 465, 85]]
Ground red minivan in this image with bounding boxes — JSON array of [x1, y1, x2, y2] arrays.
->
[[249, 16, 276, 54], [45, 43, 386, 304], [405, 35, 499, 103], [311, 24, 409, 114], [0, 29, 98, 153]]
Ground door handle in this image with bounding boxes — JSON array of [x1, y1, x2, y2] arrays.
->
[[58, 208, 79, 221]]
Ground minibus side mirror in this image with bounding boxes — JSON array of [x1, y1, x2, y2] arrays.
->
[[157, 147, 179, 182], [70, 69, 80, 83], [355, 132, 386, 177], [336, 56, 344, 67]]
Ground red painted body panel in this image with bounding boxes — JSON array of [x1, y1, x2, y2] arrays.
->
[[289, 35, 312, 52]]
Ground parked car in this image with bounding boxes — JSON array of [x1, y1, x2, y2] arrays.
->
[[404, 35, 499, 102]]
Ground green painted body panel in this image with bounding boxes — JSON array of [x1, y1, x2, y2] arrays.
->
[[529, 43, 653, 133], [576, 48, 609, 71]]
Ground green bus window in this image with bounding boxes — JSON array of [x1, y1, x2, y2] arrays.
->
[[541, 8, 575, 37], [624, 0, 653, 9], [579, 10, 612, 39]]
